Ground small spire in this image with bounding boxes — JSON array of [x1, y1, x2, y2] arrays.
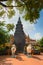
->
[[18, 17, 21, 24], [18, 17, 21, 21], [19, 17, 20, 20]]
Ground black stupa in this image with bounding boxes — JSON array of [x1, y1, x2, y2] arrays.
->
[[14, 17, 25, 53]]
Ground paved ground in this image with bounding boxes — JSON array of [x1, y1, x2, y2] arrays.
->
[[0, 53, 43, 65]]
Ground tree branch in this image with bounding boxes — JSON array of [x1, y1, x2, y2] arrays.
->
[[0, 0, 7, 1], [0, 2, 23, 7]]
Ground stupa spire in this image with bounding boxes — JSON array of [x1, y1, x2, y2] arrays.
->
[[17, 17, 22, 24], [14, 17, 25, 52]]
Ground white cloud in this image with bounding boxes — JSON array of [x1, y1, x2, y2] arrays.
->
[[34, 33, 42, 40], [21, 18, 35, 35]]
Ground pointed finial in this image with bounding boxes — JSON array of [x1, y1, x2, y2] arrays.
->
[[17, 17, 21, 24], [19, 17, 21, 21]]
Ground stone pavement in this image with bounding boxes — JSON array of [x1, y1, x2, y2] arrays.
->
[[0, 53, 43, 65]]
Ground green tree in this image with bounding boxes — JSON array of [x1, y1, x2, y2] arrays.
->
[[6, 23, 14, 31], [0, 0, 43, 23], [39, 37, 43, 47], [0, 21, 14, 32], [0, 28, 10, 44], [0, 21, 14, 45]]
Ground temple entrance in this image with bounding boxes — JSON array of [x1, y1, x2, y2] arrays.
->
[[17, 44, 23, 53], [15, 42, 25, 53]]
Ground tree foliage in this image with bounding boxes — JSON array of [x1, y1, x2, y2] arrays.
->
[[0, 0, 15, 19], [0, 28, 10, 44], [0, 21, 5, 26], [15, 0, 43, 23], [6, 23, 14, 31], [0, 21, 14, 45], [0, 21, 14, 31], [39, 37, 43, 47], [0, 0, 43, 23]]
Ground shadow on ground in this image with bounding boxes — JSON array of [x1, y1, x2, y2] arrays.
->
[[16, 55, 24, 61], [32, 55, 43, 60], [0, 56, 12, 65]]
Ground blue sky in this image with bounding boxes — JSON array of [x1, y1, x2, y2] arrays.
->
[[28, 10, 43, 40], [35, 10, 43, 35], [0, 9, 43, 40]]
